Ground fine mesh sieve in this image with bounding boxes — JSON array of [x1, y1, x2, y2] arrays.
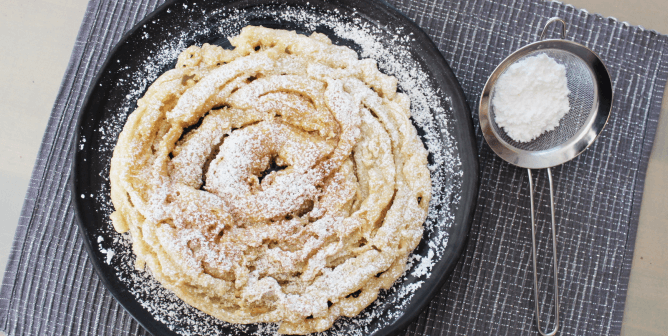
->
[[489, 49, 596, 152], [479, 18, 613, 336]]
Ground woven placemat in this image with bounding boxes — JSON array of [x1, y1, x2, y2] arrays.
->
[[2, 0, 667, 335]]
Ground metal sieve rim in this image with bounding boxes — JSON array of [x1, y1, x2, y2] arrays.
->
[[479, 38, 613, 169]]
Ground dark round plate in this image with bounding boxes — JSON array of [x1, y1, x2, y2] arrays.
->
[[71, 0, 478, 335]]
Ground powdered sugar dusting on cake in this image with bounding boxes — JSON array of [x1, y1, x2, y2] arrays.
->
[[89, 4, 462, 336]]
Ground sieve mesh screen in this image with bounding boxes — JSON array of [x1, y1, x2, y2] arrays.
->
[[489, 49, 596, 152]]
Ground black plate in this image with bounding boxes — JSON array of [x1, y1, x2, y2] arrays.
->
[[71, 0, 479, 335]]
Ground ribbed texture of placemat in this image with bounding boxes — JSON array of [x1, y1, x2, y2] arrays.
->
[[1, 0, 666, 335]]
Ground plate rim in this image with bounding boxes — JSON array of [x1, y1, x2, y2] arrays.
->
[[70, 0, 479, 335]]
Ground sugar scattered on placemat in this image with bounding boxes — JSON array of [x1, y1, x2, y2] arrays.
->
[[86, 3, 463, 335]]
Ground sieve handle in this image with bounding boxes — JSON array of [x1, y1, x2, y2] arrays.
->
[[540, 17, 567, 40], [527, 168, 560, 336]]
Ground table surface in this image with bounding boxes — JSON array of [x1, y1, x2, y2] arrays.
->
[[0, 0, 665, 335]]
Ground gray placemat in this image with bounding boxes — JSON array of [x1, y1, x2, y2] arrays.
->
[[1, 0, 666, 335]]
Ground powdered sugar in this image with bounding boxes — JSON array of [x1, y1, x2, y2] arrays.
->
[[97, 236, 115, 265], [87, 3, 463, 335], [492, 53, 571, 142], [411, 249, 435, 278]]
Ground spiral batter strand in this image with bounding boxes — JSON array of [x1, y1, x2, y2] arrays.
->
[[110, 26, 431, 334]]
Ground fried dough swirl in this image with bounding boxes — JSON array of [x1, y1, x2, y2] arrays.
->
[[109, 26, 431, 334]]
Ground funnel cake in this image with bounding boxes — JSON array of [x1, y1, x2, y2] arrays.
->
[[109, 26, 431, 334]]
